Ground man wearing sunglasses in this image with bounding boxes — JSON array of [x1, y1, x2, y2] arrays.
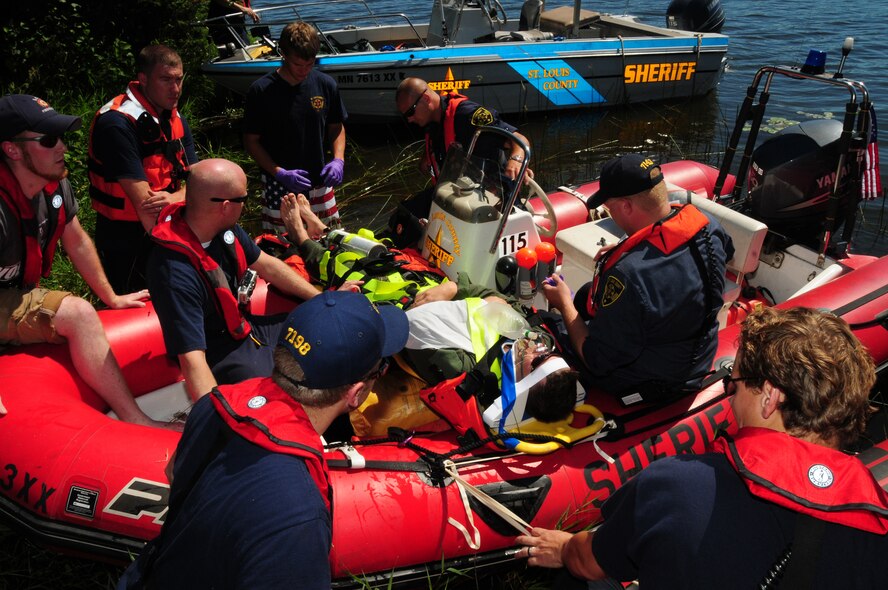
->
[[401, 277, 579, 430], [89, 44, 198, 295], [117, 291, 408, 590], [518, 307, 888, 588], [0, 94, 176, 429], [147, 158, 360, 402], [244, 21, 347, 234], [388, 77, 533, 247]]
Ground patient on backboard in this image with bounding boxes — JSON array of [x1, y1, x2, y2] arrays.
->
[[352, 278, 581, 438]]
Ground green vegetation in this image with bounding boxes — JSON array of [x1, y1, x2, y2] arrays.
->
[[1, 1, 422, 299], [2, 1, 214, 296]]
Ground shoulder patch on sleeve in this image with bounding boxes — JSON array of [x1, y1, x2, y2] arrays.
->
[[471, 107, 494, 127], [600, 275, 625, 307]]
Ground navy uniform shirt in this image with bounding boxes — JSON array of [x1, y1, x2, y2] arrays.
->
[[147, 224, 260, 363], [593, 453, 888, 588], [582, 211, 733, 396], [117, 395, 332, 590], [244, 68, 347, 184], [426, 95, 519, 192]]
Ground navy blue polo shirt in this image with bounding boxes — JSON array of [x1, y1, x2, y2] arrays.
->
[[148, 224, 260, 360], [244, 69, 347, 184], [593, 453, 888, 588], [117, 395, 332, 590]]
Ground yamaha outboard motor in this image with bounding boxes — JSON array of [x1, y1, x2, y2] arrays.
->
[[747, 119, 852, 247], [666, 0, 725, 33]]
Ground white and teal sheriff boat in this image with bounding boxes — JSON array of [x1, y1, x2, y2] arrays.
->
[[201, 0, 728, 121]]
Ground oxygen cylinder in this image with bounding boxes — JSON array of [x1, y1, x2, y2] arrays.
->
[[534, 242, 557, 287], [327, 229, 387, 258], [473, 301, 536, 340], [515, 247, 538, 303], [495, 255, 518, 294]]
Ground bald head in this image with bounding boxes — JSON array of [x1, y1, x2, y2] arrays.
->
[[181, 159, 250, 238], [187, 159, 248, 208], [396, 77, 428, 102], [396, 77, 440, 125]]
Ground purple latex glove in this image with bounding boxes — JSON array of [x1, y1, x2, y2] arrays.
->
[[320, 158, 345, 187], [275, 168, 312, 193]]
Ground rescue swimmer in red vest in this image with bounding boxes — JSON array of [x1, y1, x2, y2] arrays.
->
[[542, 154, 734, 405], [88, 44, 198, 295], [517, 307, 888, 588], [401, 278, 580, 447], [116, 291, 409, 590], [389, 77, 534, 247], [243, 21, 347, 234], [146, 158, 361, 402], [0, 94, 178, 430]]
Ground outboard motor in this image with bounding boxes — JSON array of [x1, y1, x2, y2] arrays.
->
[[747, 119, 852, 246], [666, 0, 725, 33], [519, 0, 543, 30]]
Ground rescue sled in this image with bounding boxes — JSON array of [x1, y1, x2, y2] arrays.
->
[[0, 44, 886, 588]]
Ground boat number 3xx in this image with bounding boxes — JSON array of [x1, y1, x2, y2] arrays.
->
[[1, 463, 55, 514]]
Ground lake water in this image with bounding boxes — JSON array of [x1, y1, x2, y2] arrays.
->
[[251, 0, 886, 243]]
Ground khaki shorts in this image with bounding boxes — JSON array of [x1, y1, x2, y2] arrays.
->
[[0, 288, 72, 345]]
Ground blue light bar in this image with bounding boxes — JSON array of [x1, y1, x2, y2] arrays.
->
[[801, 49, 827, 74]]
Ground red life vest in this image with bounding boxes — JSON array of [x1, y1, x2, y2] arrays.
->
[[420, 372, 504, 452], [394, 246, 447, 277], [583, 203, 710, 318], [151, 202, 252, 340], [209, 378, 331, 511], [88, 82, 188, 222], [0, 162, 67, 289], [426, 92, 469, 183], [714, 427, 888, 534]]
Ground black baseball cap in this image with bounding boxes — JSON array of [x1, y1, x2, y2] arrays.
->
[[587, 154, 665, 209], [0, 95, 82, 141]]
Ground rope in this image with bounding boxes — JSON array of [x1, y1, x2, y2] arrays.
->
[[443, 459, 532, 549]]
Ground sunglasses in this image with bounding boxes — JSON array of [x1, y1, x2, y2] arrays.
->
[[401, 90, 426, 119], [722, 375, 751, 394], [210, 194, 249, 203], [10, 134, 62, 149], [365, 357, 391, 381]]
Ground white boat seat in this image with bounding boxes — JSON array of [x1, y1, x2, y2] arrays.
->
[[676, 190, 768, 328], [556, 217, 623, 289], [682, 192, 768, 282]]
